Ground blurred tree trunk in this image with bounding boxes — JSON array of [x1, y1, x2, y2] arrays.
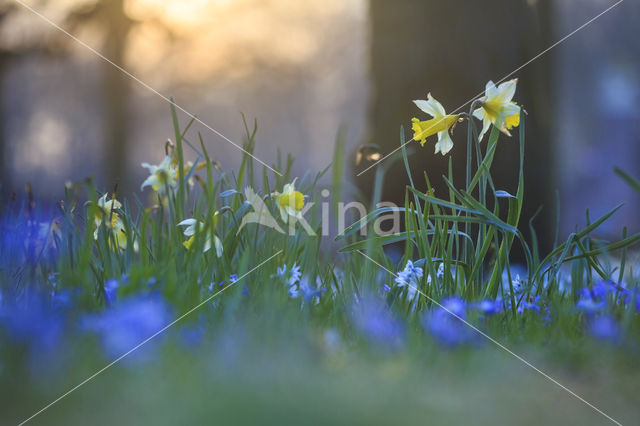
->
[[101, 0, 132, 194], [0, 52, 7, 195], [362, 0, 554, 255]]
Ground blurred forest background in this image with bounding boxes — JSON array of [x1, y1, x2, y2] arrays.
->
[[0, 0, 638, 246]]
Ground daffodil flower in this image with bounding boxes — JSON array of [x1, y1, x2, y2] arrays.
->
[[178, 215, 223, 257], [411, 94, 459, 155], [93, 193, 129, 250], [271, 179, 305, 223], [141, 155, 178, 196], [472, 79, 521, 141]]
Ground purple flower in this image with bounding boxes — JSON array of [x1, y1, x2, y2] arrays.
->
[[424, 296, 475, 348]]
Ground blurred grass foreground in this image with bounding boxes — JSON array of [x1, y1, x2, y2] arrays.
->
[[2, 76, 640, 426]]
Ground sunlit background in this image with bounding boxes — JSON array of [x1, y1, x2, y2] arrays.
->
[[0, 0, 639, 244]]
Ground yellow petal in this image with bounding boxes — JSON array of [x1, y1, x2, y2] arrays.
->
[[505, 102, 520, 130], [279, 191, 305, 211], [411, 116, 458, 147]]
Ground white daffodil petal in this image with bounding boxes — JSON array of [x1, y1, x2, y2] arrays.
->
[[502, 102, 520, 116], [478, 117, 492, 142], [427, 93, 446, 116], [214, 236, 223, 258], [435, 131, 454, 155], [496, 79, 517, 102], [413, 97, 440, 118], [485, 80, 499, 99]]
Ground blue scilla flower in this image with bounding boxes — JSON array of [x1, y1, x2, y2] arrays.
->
[[289, 276, 327, 304], [82, 295, 170, 360], [424, 296, 475, 348], [229, 274, 239, 283], [576, 297, 606, 314], [289, 263, 302, 285], [393, 260, 423, 301], [275, 263, 302, 287], [472, 299, 503, 315], [0, 295, 65, 352], [588, 315, 620, 343], [579, 281, 612, 300], [506, 295, 541, 314], [352, 296, 405, 349], [103, 278, 119, 305]]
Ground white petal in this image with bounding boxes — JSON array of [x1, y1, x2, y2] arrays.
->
[[413, 93, 445, 118], [472, 107, 485, 120], [435, 131, 454, 155], [214, 236, 223, 258], [178, 218, 197, 227], [502, 102, 520, 116], [427, 93, 446, 116], [203, 237, 212, 253], [485, 81, 498, 99], [495, 79, 517, 102], [140, 175, 157, 190], [478, 118, 492, 142]]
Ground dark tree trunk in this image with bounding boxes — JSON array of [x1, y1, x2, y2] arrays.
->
[[362, 0, 554, 255], [101, 0, 132, 194], [0, 52, 8, 196]]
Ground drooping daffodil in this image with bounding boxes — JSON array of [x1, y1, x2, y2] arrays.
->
[[473, 79, 521, 141], [411, 94, 459, 155], [271, 179, 305, 223], [178, 215, 223, 257], [141, 155, 178, 196], [93, 193, 129, 250]]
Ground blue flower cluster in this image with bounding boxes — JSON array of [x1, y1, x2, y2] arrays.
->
[[276, 263, 326, 305], [575, 280, 640, 342]]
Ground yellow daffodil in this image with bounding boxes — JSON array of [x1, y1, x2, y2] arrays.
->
[[272, 179, 305, 223], [93, 193, 128, 250], [472, 79, 521, 141], [411, 94, 459, 155], [141, 155, 178, 196], [178, 215, 223, 257]]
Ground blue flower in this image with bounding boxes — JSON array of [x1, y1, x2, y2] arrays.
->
[[352, 297, 405, 349], [229, 274, 239, 283], [289, 263, 302, 286], [424, 296, 476, 348], [587, 315, 620, 343], [275, 263, 302, 287], [83, 295, 171, 360], [393, 260, 423, 301], [0, 295, 65, 352], [288, 276, 327, 304], [576, 297, 606, 314], [472, 299, 503, 315], [103, 278, 119, 305]]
